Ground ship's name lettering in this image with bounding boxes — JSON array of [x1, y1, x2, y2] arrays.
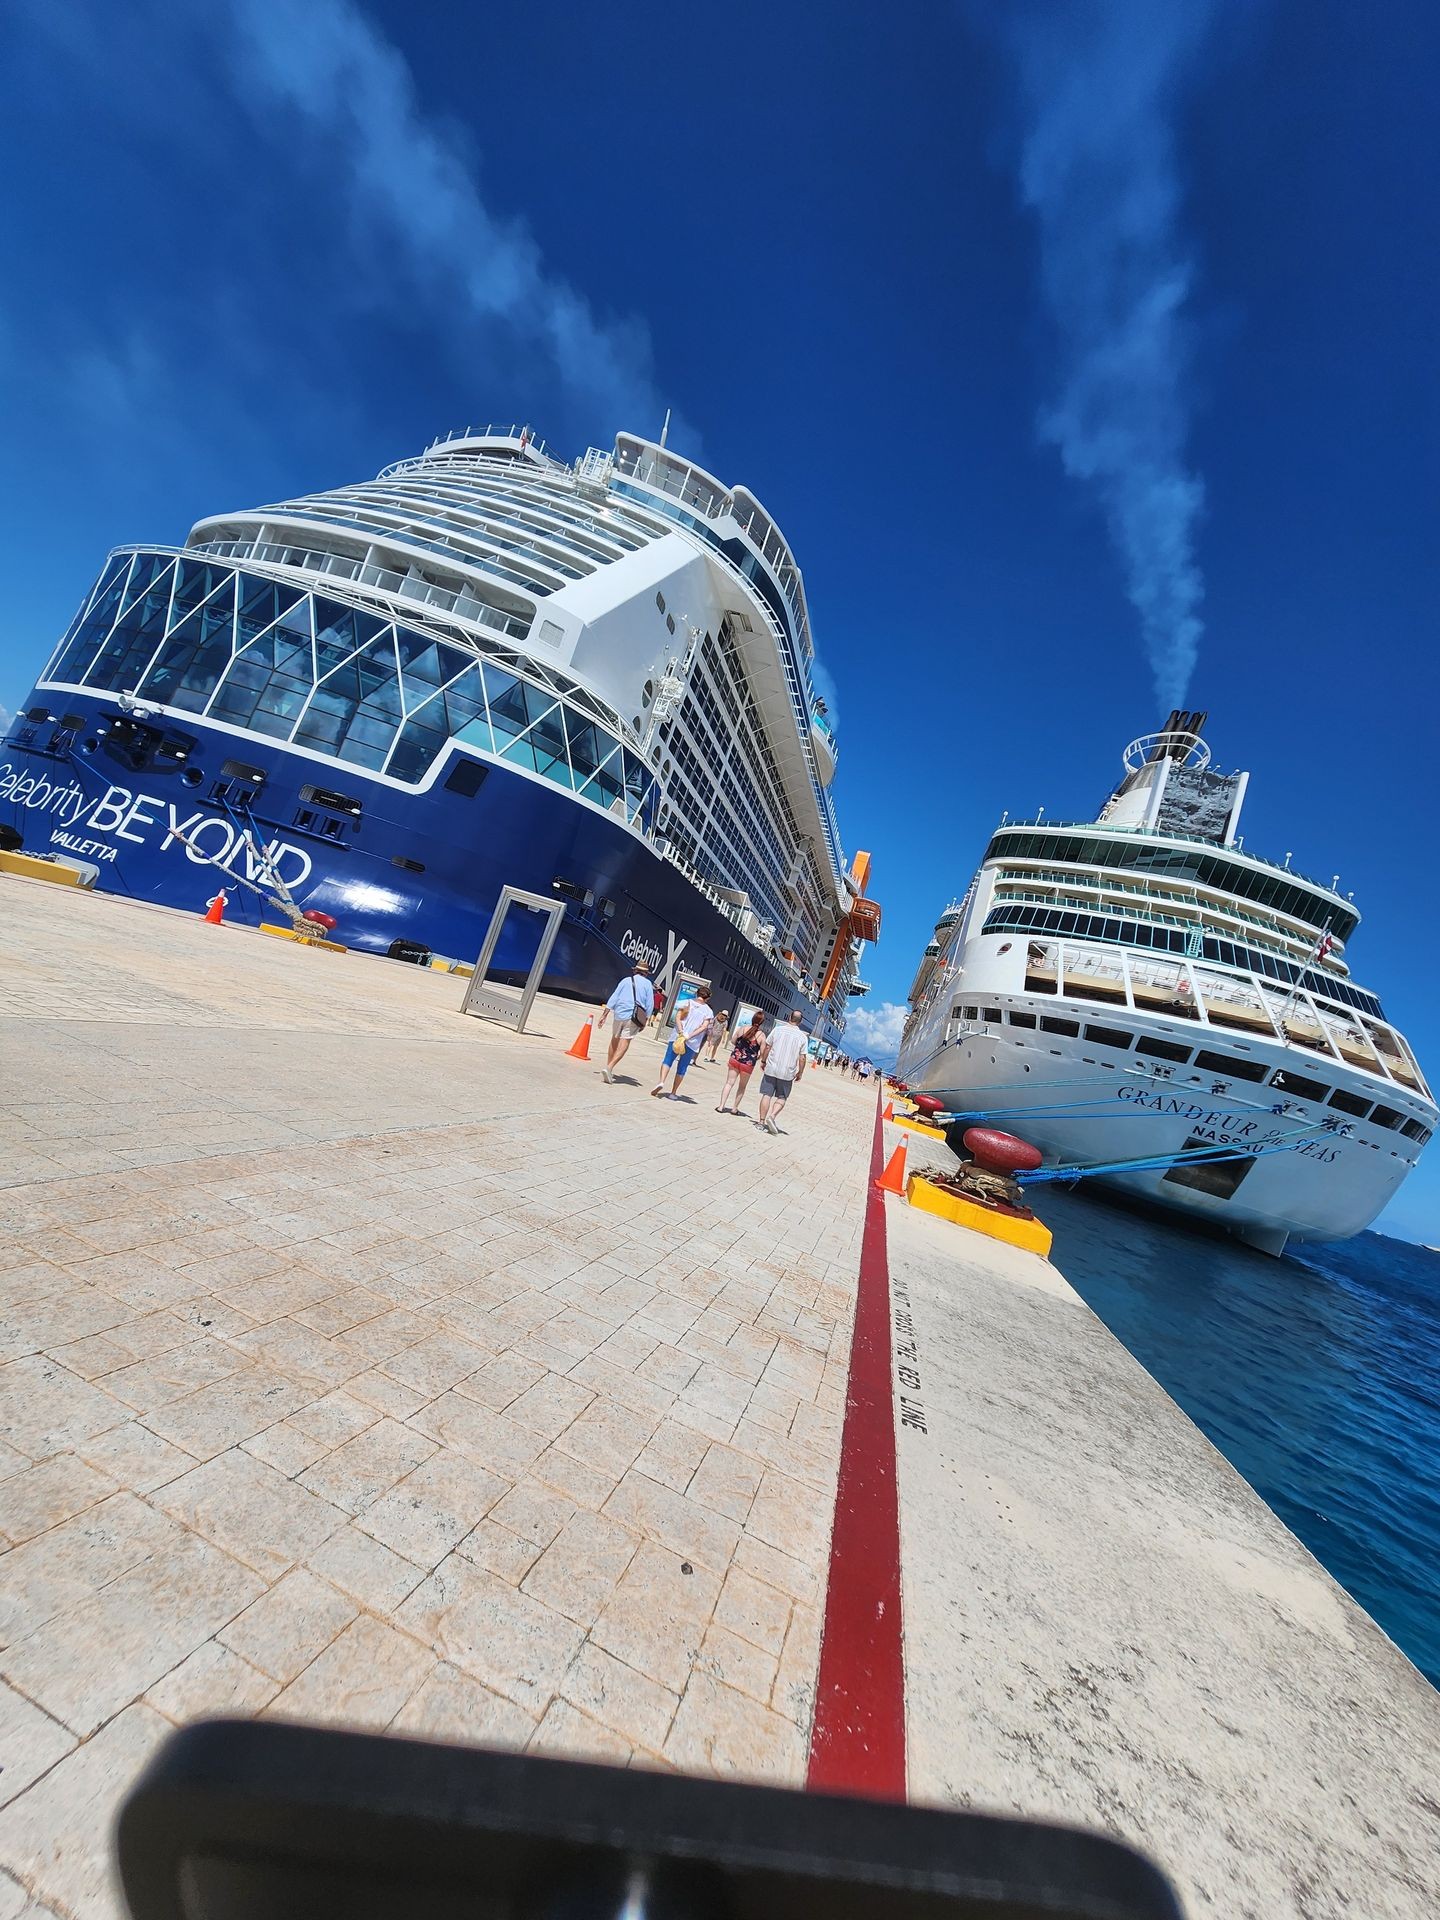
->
[[1116, 1085, 1257, 1132], [0, 765, 311, 890], [1116, 1084, 1343, 1162], [619, 927, 663, 973]]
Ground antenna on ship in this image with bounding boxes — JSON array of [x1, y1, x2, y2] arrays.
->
[[659, 408, 671, 449]]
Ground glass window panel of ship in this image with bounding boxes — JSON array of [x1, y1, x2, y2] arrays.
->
[[702, 632, 744, 725], [993, 862, 1328, 960], [44, 551, 136, 684], [294, 504, 563, 602], [381, 477, 630, 562], [730, 724, 796, 845], [410, 470, 641, 549], [682, 695, 725, 779], [79, 557, 183, 695], [425, 480, 628, 570], [670, 735, 716, 810], [727, 755, 793, 865], [983, 831, 1356, 943], [313, 495, 569, 597], [718, 773, 788, 890], [418, 510, 592, 582], [437, 481, 644, 563]]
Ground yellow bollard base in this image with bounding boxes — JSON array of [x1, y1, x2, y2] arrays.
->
[[894, 1115, 947, 1139], [906, 1174, 1053, 1255], [259, 922, 348, 953], [0, 849, 86, 888]]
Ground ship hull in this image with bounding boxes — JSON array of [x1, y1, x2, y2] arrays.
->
[[1, 689, 816, 1029], [899, 1010, 1424, 1253]]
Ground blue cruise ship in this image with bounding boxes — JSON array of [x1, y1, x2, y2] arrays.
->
[[0, 427, 880, 1034]]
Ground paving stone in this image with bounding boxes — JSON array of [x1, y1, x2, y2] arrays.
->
[[388, 1663, 535, 1748], [145, 1638, 280, 1722], [152, 1447, 347, 1579], [696, 1623, 779, 1704], [0, 1458, 116, 1549], [0, 1358, 126, 1462], [0, 1703, 171, 1920], [218, 1569, 359, 1682], [140, 1366, 313, 1461], [713, 1566, 792, 1656], [285, 1389, 379, 1450], [397, 1560, 585, 1715], [357, 1453, 509, 1569], [71, 1420, 197, 1494], [520, 1510, 641, 1628], [487, 1484, 575, 1550], [687, 1443, 765, 1524], [590, 1544, 722, 1694], [529, 1698, 634, 1765], [559, 1641, 680, 1755], [0, 1492, 185, 1646], [603, 1469, 740, 1572], [455, 1519, 544, 1584], [662, 1671, 807, 1782], [0, 886, 882, 1892], [264, 1616, 434, 1730], [297, 1418, 436, 1515], [0, 1681, 75, 1811], [632, 1418, 712, 1493], [304, 1521, 431, 1609], [1, 1530, 262, 1736]]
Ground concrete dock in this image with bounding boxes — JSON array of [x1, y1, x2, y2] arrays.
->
[[1, 878, 1437, 1918]]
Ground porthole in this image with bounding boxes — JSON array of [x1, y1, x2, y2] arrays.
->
[[182, 767, 203, 787], [81, 738, 98, 753]]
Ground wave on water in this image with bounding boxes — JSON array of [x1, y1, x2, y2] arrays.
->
[[1028, 1185, 1440, 1687]]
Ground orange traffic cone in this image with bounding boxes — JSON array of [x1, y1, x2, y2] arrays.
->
[[565, 1016, 593, 1061], [882, 1099, 894, 1121], [876, 1141, 907, 1194], [203, 891, 227, 925]]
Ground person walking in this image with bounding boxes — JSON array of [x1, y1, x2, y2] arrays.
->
[[595, 959, 655, 1083], [651, 985, 715, 1098], [756, 1010, 808, 1134], [715, 1010, 766, 1114], [703, 1007, 730, 1064]]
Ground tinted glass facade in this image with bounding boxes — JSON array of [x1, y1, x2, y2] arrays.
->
[[980, 903, 1384, 1019], [44, 549, 656, 820], [983, 826, 1357, 943]]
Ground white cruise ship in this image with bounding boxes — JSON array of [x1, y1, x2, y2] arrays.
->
[[1, 425, 880, 1037], [896, 715, 1434, 1253]]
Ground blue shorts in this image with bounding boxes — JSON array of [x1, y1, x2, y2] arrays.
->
[[663, 1040, 697, 1077]]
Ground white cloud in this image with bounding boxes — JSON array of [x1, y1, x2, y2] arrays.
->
[[843, 999, 909, 1062], [223, 0, 676, 438]]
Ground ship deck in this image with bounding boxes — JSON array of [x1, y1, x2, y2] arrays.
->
[[1, 879, 1436, 1918]]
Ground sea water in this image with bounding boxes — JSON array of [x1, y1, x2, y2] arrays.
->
[[1029, 1186, 1440, 1688]]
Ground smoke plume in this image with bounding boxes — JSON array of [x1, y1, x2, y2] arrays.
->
[[990, 0, 1220, 709], [223, 0, 670, 435]]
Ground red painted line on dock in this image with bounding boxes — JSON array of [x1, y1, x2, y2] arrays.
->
[[806, 1085, 907, 1800]]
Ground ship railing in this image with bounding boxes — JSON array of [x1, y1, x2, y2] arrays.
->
[[991, 864, 1346, 954], [658, 844, 785, 962], [992, 819, 1348, 904], [612, 447, 815, 669], [189, 537, 532, 641], [989, 885, 1334, 961]]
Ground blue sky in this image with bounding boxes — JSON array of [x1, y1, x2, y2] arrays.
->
[[2, 0, 1437, 1239]]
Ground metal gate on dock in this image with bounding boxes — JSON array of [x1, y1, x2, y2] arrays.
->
[[460, 887, 565, 1034]]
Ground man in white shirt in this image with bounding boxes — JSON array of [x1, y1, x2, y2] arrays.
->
[[596, 961, 655, 1083], [650, 985, 716, 1099], [756, 1010, 808, 1134]]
